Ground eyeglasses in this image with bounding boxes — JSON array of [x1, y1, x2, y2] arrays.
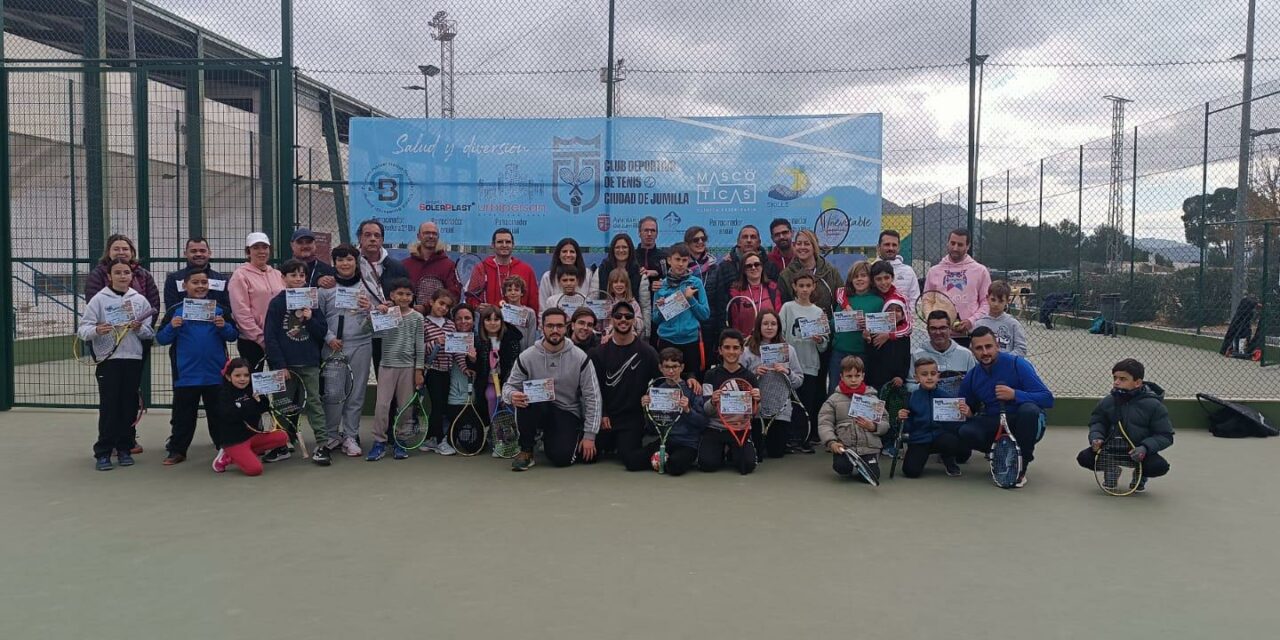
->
[[744, 262, 762, 269], [611, 312, 635, 320], [543, 323, 566, 331]]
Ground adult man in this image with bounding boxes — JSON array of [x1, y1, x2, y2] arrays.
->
[[705, 225, 780, 363], [924, 228, 991, 346], [877, 230, 919, 311], [473, 227, 539, 310], [589, 300, 660, 471], [503, 308, 603, 471], [636, 216, 667, 293], [957, 327, 1054, 487], [289, 228, 337, 289], [569, 307, 601, 352], [355, 219, 409, 372], [401, 221, 460, 311], [766, 218, 796, 273], [163, 237, 229, 310], [906, 310, 978, 394]]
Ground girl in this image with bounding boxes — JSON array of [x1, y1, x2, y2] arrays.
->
[[597, 233, 643, 300], [726, 250, 781, 337], [420, 289, 466, 456], [683, 226, 716, 279], [211, 358, 291, 476], [739, 310, 803, 460], [475, 304, 523, 458], [538, 237, 594, 309], [604, 267, 649, 340], [865, 261, 912, 392], [830, 261, 882, 392], [818, 355, 890, 485], [444, 303, 479, 442], [80, 258, 156, 471]]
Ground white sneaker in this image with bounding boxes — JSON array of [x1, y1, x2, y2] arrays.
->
[[419, 437, 440, 453], [491, 448, 502, 458], [436, 441, 457, 456], [341, 437, 362, 457]]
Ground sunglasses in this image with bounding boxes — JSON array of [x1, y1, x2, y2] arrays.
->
[[691, 236, 707, 243], [611, 312, 635, 320], [744, 262, 763, 269]]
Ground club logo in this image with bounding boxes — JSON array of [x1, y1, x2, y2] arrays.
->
[[767, 165, 810, 201], [696, 170, 756, 205], [598, 214, 611, 232], [552, 136, 602, 214], [361, 162, 415, 214]]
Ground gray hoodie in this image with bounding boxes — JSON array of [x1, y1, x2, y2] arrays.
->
[[975, 312, 1028, 357], [906, 338, 977, 393], [502, 340, 603, 439]]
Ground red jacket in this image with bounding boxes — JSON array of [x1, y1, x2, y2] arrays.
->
[[767, 246, 793, 274], [475, 256, 539, 312], [402, 246, 461, 300]]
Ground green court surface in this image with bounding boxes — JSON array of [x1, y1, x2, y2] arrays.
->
[[1, 409, 1276, 640]]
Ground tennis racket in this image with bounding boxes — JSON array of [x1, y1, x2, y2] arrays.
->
[[391, 386, 430, 451], [717, 378, 757, 449], [843, 449, 881, 486], [724, 294, 759, 337], [414, 275, 447, 309], [266, 375, 310, 459], [456, 252, 485, 305], [556, 291, 588, 317], [449, 384, 488, 457], [916, 289, 963, 331], [814, 208, 850, 256], [490, 370, 520, 458], [321, 316, 354, 408], [756, 368, 791, 456], [1095, 418, 1143, 496], [645, 377, 683, 473], [990, 408, 1023, 488], [73, 308, 157, 366]]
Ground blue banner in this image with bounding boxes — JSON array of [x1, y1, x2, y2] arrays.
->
[[348, 114, 881, 249]]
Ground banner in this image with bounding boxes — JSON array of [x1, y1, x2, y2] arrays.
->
[[348, 114, 882, 249]]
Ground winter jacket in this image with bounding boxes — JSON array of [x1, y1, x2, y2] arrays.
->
[[228, 262, 285, 346], [766, 246, 793, 275], [902, 385, 964, 445], [1087, 382, 1174, 455], [475, 331, 523, 387], [778, 256, 842, 311], [155, 299, 238, 386], [402, 245, 461, 302], [357, 248, 410, 304], [667, 382, 709, 450], [474, 256, 540, 311], [924, 254, 992, 334], [818, 386, 891, 456], [725, 280, 783, 338], [706, 247, 781, 331], [636, 245, 668, 278], [162, 263, 230, 311], [86, 262, 161, 324], [263, 291, 328, 370], [958, 352, 1054, 415], [502, 341, 603, 438], [653, 272, 710, 345], [77, 287, 157, 361], [212, 381, 267, 448]]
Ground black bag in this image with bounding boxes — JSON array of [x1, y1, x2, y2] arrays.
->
[[1197, 393, 1278, 438]]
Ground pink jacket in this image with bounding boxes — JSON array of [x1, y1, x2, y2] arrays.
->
[[924, 254, 991, 331], [228, 262, 285, 345]]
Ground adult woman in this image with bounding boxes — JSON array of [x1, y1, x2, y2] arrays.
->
[[596, 233, 642, 300], [227, 232, 285, 368], [84, 234, 161, 319], [726, 250, 782, 337], [538, 237, 594, 309], [778, 229, 841, 312], [683, 226, 716, 279]]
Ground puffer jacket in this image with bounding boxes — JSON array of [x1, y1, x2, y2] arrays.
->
[[1087, 382, 1174, 454], [818, 386, 891, 456]]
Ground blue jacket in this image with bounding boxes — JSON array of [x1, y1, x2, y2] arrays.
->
[[264, 292, 329, 370], [654, 272, 710, 345], [154, 300, 238, 387], [959, 352, 1054, 416], [667, 382, 709, 450], [903, 385, 964, 444]]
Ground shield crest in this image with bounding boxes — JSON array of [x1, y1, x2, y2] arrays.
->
[[552, 136, 602, 215]]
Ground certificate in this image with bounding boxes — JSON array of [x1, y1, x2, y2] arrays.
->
[[251, 370, 287, 396], [833, 310, 863, 333], [182, 298, 216, 322], [864, 312, 895, 334], [502, 304, 531, 328], [719, 390, 751, 415], [523, 379, 555, 403], [798, 317, 828, 338], [104, 301, 134, 326], [658, 293, 690, 321], [932, 397, 965, 422], [648, 387, 680, 412], [761, 343, 788, 366], [370, 306, 402, 332], [444, 331, 472, 354], [334, 288, 360, 310], [848, 394, 886, 422], [286, 287, 318, 310]]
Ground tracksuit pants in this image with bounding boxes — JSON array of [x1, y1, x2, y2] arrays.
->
[[516, 402, 584, 467], [93, 359, 144, 458], [167, 384, 219, 455], [323, 341, 372, 442], [959, 402, 1045, 466], [372, 366, 418, 443], [901, 432, 964, 478]]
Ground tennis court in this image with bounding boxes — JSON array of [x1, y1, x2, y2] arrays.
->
[[2, 409, 1275, 639]]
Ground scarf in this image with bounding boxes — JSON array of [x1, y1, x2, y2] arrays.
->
[[838, 379, 867, 397]]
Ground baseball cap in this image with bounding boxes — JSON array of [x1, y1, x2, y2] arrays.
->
[[291, 228, 316, 242], [245, 232, 271, 247]]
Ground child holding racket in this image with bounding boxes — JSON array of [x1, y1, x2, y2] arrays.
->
[[210, 358, 290, 476], [699, 330, 761, 474], [81, 258, 156, 471], [318, 243, 374, 458], [740, 310, 803, 459], [779, 272, 828, 453], [545, 271, 585, 313], [475, 304, 522, 419], [975, 280, 1028, 356], [641, 348, 707, 476], [366, 278, 426, 461], [442, 303, 480, 449], [818, 355, 889, 484], [264, 259, 330, 465], [156, 270, 238, 466], [865, 261, 912, 390], [420, 288, 466, 456], [897, 357, 968, 478], [830, 261, 882, 391], [1076, 359, 1173, 492]]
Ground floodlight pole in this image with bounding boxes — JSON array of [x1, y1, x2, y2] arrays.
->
[[1231, 0, 1257, 312], [605, 0, 616, 118], [965, 0, 978, 237]]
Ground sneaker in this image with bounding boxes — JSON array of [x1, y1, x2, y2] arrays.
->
[[796, 441, 815, 455], [311, 447, 332, 466], [1132, 476, 1148, 493], [212, 449, 229, 473], [262, 447, 291, 463], [323, 437, 343, 453], [130, 441, 144, 454], [943, 457, 962, 477], [392, 444, 409, 460], [95, 456, 113, 471], [116, 451, 135, 467], [366, 442, 387, 462], [511, 451, 536, 472], [882, 445, 898, 459], [419, 437, 440, 453], [1014, 473, 1028, 488], [341, 437, 362, 457], [162, 453, 186, 466], [491, 448, 503, 459], [436, 440, 458, 456]]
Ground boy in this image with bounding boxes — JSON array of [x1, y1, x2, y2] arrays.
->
[[155, 270, 239, 465], [818, 355, 889, 484], [318, 243, 375, 458], [264, 260, 330, 465], [545, 271, 584, 312], [500, 275, 538, 352], [896, 357, 967, 478], [699, 330, 762, 474], [975, 280, 1028, 356], [779, 272, 829, 453], [367, 277, 425, 461], [1077, 358, 1173, 492], [641, 347, 708, 476], [653, 242, 711, 377]]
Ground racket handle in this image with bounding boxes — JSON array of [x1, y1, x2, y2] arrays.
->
[[337, 316, 345, 340]]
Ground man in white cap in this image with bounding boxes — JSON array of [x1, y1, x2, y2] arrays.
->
[[228, 232, 285, 367]]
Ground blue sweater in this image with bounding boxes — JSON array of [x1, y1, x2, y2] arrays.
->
[[154, 301, 238, 387], [654, 272, 710, 345], [903, 385, 964, 444], [264, 292, 329, 369], [958, 352, 1054, 415]]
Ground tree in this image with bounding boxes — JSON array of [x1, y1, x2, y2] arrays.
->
[[1182, 187, 1238, 258]]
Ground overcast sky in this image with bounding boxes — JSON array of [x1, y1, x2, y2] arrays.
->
[[152, 0, 1280, 241]]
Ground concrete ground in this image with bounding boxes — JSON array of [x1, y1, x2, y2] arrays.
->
[[1, 409, 1277, 640]]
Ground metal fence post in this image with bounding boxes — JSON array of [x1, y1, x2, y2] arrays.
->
[[1076, 144, 1083, 314], [0, 0, 13, 411], [1197, 101, 1210, 334], [134, 69, 152, 405], [1129, 125, 1138, 295], [278, 0, 298, 255]]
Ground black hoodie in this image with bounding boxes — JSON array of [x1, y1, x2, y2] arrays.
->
[[213, 380, 269, 448]]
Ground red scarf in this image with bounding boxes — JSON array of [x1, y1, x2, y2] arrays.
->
[[838, 379, 867, 397]]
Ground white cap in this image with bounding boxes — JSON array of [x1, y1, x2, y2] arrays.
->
[[245, 232, 271, 247]]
